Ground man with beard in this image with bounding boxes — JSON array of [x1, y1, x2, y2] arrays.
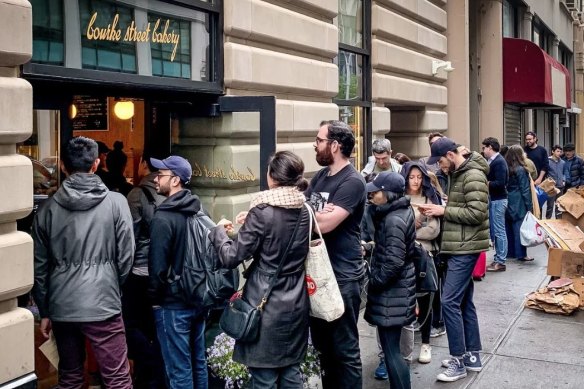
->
[[147, 155, 208, 389], [524, 131, 549, 186], [305, 120, 366, 389], [418, 137, 489, 383]]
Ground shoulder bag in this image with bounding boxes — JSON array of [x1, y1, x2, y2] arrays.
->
[[304, 203, 345, 322], [219, 209, 303, 342]]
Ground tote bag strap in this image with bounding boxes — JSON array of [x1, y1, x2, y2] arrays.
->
[[304, 202, 325, 241]]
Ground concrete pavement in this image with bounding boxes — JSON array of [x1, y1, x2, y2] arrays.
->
[[358, 244, 584, 389]]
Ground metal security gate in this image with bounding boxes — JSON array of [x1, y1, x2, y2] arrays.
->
[[504, 104, 523, 146]]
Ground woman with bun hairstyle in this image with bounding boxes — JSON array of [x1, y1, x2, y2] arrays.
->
[[210, 151, 311, 388]]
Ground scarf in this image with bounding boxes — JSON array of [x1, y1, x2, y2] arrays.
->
[[249, 186, 306, 210]]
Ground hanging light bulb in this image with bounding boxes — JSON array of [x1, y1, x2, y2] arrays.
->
[[69, 103, 78, 119], [114, 100, 134, 120]]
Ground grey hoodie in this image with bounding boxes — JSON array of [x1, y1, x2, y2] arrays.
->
[[32, 173, 134, 321]]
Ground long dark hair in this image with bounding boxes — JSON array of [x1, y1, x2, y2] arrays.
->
[[268, 151, 308, 191], [505, 144, 527, 175]]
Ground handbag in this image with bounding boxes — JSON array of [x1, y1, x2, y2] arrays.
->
[[219, 209, 303, 342], [529, 177, 541, 219], [304, 203, 345, 322]]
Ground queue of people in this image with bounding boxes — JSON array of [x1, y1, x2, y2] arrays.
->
[[30, 124, 580, 389]]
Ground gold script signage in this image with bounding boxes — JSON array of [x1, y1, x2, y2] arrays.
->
[[86, 13, 180, 61], [192, 163, 256, 182]]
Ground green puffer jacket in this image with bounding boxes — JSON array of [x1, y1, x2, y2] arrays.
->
[[440, 151, 490, 254]]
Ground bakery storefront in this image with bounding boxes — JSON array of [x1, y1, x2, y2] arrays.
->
[[19, 0, 265, 231]]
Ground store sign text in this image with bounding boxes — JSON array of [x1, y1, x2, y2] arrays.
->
[[86, 13, 180, 61], [192, 163, 256, 182]]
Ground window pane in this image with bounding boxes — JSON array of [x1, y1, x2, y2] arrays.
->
[[339, 0, 363, 47], [31, 0, 64, 65], [79, 0, 137, 73], [339, 106, 364, 171], [336, 51, 363, 101]]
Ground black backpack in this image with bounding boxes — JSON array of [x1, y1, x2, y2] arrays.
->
[[412, 241, 438, 293], [167, 211, 239, 309]]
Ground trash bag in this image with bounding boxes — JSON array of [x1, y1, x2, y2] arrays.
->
[[520, 211, 546, 247]]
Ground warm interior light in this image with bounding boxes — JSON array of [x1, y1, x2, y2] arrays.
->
[[69, 104, 77, 119], [114, 100, 135, 120]]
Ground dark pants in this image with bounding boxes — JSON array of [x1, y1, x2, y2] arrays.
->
[[505, 217, 527, 259], [417, 294, 432, 344], [52, 314, 132, 389], [122, 273, 167, 388], [310, 279, 362, 389], [378, 326, 411, 389], [248, 364, 303, 389], [442, 254, 482, 357], [432, 255, 447, 329]]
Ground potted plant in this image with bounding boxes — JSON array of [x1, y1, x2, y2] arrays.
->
[[207, 332, 321, 389]]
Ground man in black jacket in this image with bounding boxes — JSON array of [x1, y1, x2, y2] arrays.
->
[[33, 137, 134, 389], [482, 137, 509, 272], [147, 155, 207, 389]]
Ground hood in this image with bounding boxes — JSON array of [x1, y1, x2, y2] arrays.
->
[[400, 161, 440, 203], [53, 173, 109, 211], [158, 189, 201, 215], [455, 151, 490, 176]]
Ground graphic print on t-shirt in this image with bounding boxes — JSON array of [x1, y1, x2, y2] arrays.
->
[[310, 192, 330, 212]]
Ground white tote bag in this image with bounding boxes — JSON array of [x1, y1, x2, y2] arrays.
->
[[520, 211, 546, 247], [304, 203, 345, 322]]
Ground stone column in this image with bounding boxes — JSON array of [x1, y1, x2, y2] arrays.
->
[[479, 0, 504, 144], [552, 36, 560, 60], [522, 8, 534, 132], [0, 0, 35, 386], [446, 0, 471, 147]]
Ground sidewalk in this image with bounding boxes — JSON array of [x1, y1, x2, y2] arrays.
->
[[359, 244, 584, 388]]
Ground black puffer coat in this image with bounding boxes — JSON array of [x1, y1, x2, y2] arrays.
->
[[364, 196, 416, 328], [564, 155, 584, 188], [210, 204, 310, 368]]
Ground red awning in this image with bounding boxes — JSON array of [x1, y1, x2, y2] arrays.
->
[[503, 37, 571, 108]]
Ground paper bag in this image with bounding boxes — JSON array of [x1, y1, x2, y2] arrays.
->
[[538, 177, 557, 196], [39, 332, 59, 370]]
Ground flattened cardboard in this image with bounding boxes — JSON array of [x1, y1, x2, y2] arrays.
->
[[557, 189, 584, 219], [571, 278, 584, 307]]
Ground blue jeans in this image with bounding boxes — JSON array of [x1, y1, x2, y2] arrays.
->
[[310, 278, 363, 389], [378, 326, 411, 389], [154, 306, 207, 389], [489, 199, 508, 264], [442, 254, 482, 357]]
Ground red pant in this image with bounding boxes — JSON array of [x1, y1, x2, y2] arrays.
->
[[52, 314, 132, 389]]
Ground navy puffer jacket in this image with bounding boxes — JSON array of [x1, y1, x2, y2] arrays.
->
[[564, 155, 584, 188], [364, 196, 416, 328]]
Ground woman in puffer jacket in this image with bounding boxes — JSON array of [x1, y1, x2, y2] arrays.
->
[[364, 171, 417, 389]]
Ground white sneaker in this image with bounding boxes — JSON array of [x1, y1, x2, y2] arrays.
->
[[418, 343, 432, 364]]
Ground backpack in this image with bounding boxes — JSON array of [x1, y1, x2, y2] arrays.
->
[[412, 241, 438, 293], [167, 211, 239, 309]]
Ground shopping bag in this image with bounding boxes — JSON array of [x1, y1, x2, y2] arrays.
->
[[520, 211, 546, 247], [529, 177, 541, 219], [535, 186, 548, 208], [304, 203, 345, 322]]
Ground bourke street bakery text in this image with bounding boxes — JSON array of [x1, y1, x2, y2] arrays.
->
[[86, 13, 180, 61]]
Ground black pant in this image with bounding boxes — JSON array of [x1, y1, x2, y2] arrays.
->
[[310, 279, 363, 389], [417, 294, 432, 344], [432, 254, 447, 328], [248, 364, 303, 389], [378, 326, 411, 389], [121, 273, 167, 388]]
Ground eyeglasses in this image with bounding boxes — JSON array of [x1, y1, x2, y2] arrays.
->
[[315, 137, 334, 145], [157, 174, 176, 179]]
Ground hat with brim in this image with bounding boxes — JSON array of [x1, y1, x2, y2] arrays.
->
[[150, 156, 192, 184], [427, 137, 458, 164], [365, 171, 405, 193]]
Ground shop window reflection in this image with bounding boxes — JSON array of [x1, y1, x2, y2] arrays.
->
[[31, 0, 64, 65], [340, 106, 363, 171]]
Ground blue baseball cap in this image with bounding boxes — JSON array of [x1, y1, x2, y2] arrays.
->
[[366, 171, 405, 193], [150, 156, 192, 184], [427, 137, 459, 164]]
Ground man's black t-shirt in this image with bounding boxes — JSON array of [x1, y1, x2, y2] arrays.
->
[[305, 164, 366, 281]]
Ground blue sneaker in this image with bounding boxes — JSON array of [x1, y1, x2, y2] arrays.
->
[[374, 358, 388, 380], [437, 357, 467, 382], [441, 351, 482, 372]]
